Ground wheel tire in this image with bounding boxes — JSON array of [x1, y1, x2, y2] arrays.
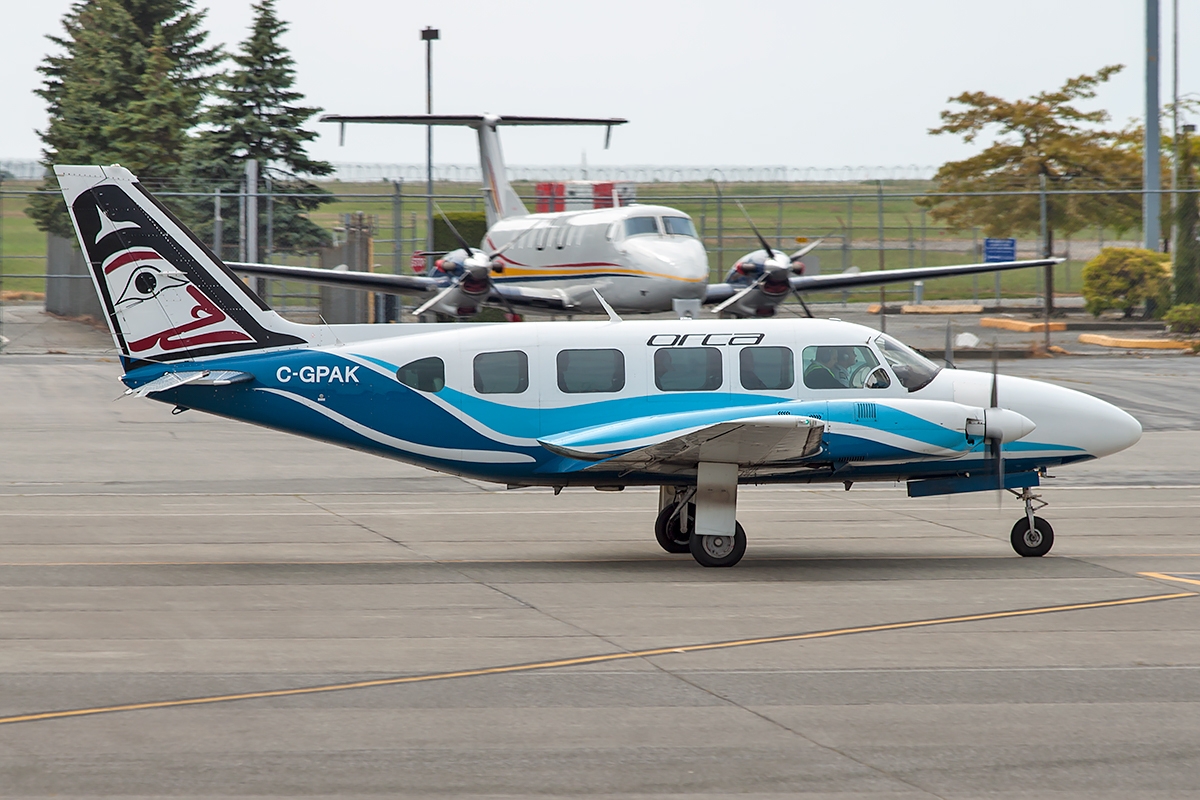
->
[[654, 503, 694, 554], [689, 522, 747, 568], [1010, 516, 1054, 557]]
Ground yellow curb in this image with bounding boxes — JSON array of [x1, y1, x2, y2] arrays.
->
[[900, 304, 984, 314], [1078, 333, 1195, 350], [981, 317, 1067, 332]]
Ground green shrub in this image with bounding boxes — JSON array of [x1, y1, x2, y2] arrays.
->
[[1164, 304, 1200, 335], [1081, 247, 1171, 318]]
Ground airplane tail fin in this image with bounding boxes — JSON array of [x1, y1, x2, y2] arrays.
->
[[320, 114, 627, 227], [55, 165, 309, 369], [476, 115, 527, 227]]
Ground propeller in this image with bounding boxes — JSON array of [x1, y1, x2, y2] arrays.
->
[[988, 339, 1003, 507], [711, 203, 797, 316], [414, 207, 550, 318]]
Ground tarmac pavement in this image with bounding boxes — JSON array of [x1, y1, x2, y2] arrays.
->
[[1, 310, 1199, 798]]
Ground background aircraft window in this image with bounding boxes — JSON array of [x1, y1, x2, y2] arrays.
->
[[396, 356, 445, 393], [557, 349, 625, 393], [801, 345, 882, 390], [624, 217, 659, 237], [654, 347, 722, 392], [662, 216, 699, 238], [473, 350, 529, 394], [739, 346, 793, 391], [874, 334, 940, 391]]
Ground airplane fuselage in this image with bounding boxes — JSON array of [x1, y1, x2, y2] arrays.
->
[[126, 317, 1141, 489], [483, 204, 709, 313]]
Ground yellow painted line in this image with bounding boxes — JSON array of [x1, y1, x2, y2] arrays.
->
[[901, 304, 984, 315], [0, 590, 1192, 727], [1139, 572, 1200, 588], [1078, 333, 1194, 350]]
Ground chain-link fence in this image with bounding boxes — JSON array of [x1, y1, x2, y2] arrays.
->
[[1, 177, 1186, 343]]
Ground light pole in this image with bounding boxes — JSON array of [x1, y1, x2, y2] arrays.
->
[[1145, 0, 1162, 251], [421, 26, 439, 252]]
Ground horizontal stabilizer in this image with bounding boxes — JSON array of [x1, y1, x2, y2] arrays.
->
[[320, 114, 627, 128], [125, 370, 253, 398]]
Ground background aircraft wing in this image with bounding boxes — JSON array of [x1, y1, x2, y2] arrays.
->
[[228, 261, 578, 314], [702, 258, 1060, 305], [540, 413, 825, 473], [227, 261, 437, 296], [788, 258, 1061, 293]]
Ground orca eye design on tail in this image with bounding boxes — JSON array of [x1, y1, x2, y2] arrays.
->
[[55, 165, 307, 367]]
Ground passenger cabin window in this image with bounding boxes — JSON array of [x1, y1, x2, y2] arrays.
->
[[874, 334, 940, 391], [473, 350, 529, 394], [557, 349, 625, 393], [662, 216, 699, 238], [739, 346, 793, 391], [801, 346, 887, 390], [624, 217, 659, 237], [655, 347, 722, 391], [397, 356, 445, 392]]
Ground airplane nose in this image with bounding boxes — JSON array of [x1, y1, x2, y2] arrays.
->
[[1090, 400, 1142, 458]]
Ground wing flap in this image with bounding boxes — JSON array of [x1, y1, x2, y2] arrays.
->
[[541, 414, 824, 470]]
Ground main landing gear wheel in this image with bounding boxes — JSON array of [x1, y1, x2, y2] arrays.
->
[[654, 503, 694, 554], [689, 522, 747, 568], [1010, 516, 1054, 557]]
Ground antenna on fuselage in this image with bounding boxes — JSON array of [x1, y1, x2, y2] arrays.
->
[[592, 289, 622, 323]]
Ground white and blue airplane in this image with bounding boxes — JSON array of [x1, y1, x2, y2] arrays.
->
[[56, 164, 1142, 567]]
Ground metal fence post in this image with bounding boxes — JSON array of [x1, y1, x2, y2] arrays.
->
[[390, 179, 403, 322], [213, 188, 223, 258], [245, 160, 262, 297], [877, 180, 885, 333], [845, 196, 853, 272], [265, 175, 274, 263], [972, 226, 979, 303], [0, 176, 5, 351], [776, 195, 783, 249]]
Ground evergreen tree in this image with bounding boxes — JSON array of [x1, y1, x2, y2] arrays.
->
[[28, 0, 219, 237], [104, 28, 190, 181], [186, 0, 332, 259]]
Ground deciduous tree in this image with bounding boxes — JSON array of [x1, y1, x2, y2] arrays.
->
[[918, 66, 1144, 244]]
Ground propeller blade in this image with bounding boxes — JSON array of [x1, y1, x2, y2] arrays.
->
[[413, 282, 459, 317], [434, 205, 474, 253], [990, 339, 999, 408], [734, 201, 779, 261], [791, 238, 824, 260], [790, 288, 814, 318], [711, 275, 764, 315], [487, 218, 549, 260]]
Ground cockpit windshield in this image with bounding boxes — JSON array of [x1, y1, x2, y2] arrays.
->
[[624, 217, 659, 237], [874, 334, 941, 392], [662, 216, 698, 238]]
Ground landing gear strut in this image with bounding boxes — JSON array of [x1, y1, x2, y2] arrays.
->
[[657, 464, 748, 568], [1009, 486, 1053, 557]]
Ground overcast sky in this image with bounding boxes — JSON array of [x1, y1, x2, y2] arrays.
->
[[3, 0, 1197, 169]]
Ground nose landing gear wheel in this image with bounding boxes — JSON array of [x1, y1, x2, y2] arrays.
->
[[689, 522, 747, 568], [1010, 516, 1054, 557], [654, 503, 694, 554]]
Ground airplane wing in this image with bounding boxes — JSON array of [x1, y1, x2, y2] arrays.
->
[[227, 260, 577, 314], [539, 413, 824, 473], [789, 258, 1061, 293], [702, 258, 1060, 305], [227, 261, 438, 296]]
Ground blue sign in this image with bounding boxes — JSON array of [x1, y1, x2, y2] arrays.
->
[[983, 238, 1017, 262]]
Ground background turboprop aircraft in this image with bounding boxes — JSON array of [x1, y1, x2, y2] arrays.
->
[[56, 164, 1142, 568], [229, 113, 1059, 320]]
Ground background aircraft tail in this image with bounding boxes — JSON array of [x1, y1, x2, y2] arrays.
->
[[55, 165, 309, 368], [320, 114, 626, 228]]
